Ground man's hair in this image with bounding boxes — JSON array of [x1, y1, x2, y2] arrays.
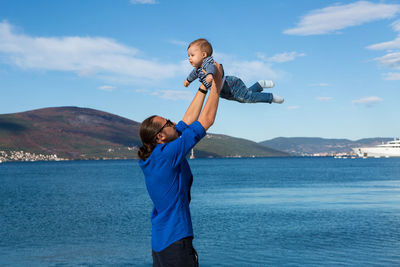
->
[[138, 115, 160, 161], [188, 38, 213, 57]]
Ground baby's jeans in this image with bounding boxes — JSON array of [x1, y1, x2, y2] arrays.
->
[[220, 76, 273, 103]]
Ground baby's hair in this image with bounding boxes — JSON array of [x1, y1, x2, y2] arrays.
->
[[188, 38, 213, 57]]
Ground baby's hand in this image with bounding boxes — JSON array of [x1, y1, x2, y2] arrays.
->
[[184, 80, 190, 87], [205, 74, 214, 84]]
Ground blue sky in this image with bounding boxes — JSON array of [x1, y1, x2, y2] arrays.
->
[[1, 0, 399, 141]]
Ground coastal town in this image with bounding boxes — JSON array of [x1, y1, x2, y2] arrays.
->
[[0, 147, 139, 162], [0, 149, 358, 163], [0, 150, 67, 163], [2, 138, 399, 162]]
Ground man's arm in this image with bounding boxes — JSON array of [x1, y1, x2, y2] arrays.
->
[[181, 85, 207, 125], [182, 61, 222, 127], [197, 76, 221, 131]]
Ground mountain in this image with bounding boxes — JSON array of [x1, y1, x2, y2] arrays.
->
[[196, 134, 288, 158], [259, 137, 395, 155], [0, 107, 288, 160], [0, 107, 142, 159]]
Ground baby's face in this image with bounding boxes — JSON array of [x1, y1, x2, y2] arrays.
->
[[188, 45, 206, 68]]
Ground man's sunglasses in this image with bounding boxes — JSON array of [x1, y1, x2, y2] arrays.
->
[[154, 119, 173, 139]]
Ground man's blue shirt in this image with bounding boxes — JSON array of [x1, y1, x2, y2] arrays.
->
[[139, 120, 206, 252]]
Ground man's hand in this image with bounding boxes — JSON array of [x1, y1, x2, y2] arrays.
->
[[205, 74, 214, 84], [184, 80, 190, 87]]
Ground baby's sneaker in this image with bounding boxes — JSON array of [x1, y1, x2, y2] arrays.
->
[[272, 94, 284, 104], [258, 80, 274, 88]]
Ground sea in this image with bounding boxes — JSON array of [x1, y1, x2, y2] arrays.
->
[[1, 157, 400, 266]]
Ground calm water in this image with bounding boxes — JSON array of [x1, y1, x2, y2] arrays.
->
[[1, 158, 400, 266]]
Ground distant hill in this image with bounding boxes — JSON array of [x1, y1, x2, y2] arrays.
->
[[196, 134, 288, 158], [0, 107, 288, 160], [0, 107, 142, 159], [259, 137, 395, 155]]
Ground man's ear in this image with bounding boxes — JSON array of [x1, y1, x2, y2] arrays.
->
[[156, 132, 165, 144]]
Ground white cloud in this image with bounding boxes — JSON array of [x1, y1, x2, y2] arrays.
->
[[367, 36, 400, 50], [391, 19, 400, 32], [317, 97, 333, 101], [152, 90, 194, 101], [383, 72, 400, 80], [214, 52, 281, 82], [0, 21, 284, 87], [98, 85, 116, 92], [373, 52, 400, 69], [352, 96, 383, 106], [0, 21, 182, 82], [228, 60, 279, 81], [287, 106, 300, 110], [367, 20, 400, 79], [135, 88, 150, 93], [309, 83, 329, 87], [367, 20, 400, 50], [257, 52, 305, 63], [370, 51, 400, 79], [130, 0, 157, 4], [169, 39, 188, 47], [137, 87, 193, 101], [284, 1, 400, 36]]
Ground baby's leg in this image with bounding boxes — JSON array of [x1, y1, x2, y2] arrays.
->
[[241, 91, 274, 103], [241, 91, 283, 103], [248, 80, 274, 92], [248, 82, 263, 92], [225, 76, 274, 103]]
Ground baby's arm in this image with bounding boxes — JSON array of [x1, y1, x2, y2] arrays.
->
[[203, 59, 216, 84], [185, 69, 198, 87]]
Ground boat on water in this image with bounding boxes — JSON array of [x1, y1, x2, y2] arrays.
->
[[352, 138, 400, 158]]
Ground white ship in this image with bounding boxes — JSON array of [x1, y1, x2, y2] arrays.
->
[[352, 138, 400, 158]]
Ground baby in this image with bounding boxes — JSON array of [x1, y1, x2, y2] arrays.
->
[[184, 38, 284, 104]]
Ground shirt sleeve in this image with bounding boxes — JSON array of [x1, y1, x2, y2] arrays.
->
[[161, 120, 206, 167], [175, 120, 188, 136], [203, 61, 216, 77], [186, 69, 198, 83]]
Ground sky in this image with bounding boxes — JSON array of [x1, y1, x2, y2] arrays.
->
[[0, 0, 399, 142]]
